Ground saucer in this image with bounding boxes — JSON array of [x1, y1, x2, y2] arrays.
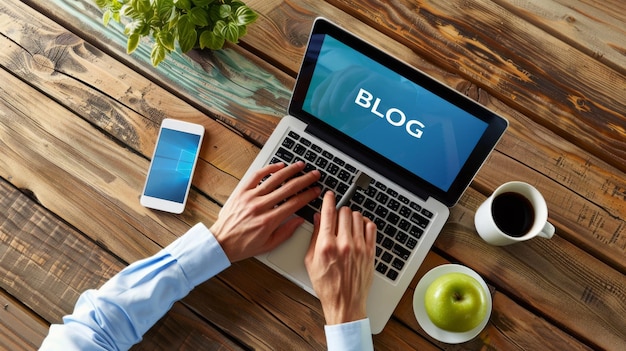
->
[[413, 264, 492, 344]]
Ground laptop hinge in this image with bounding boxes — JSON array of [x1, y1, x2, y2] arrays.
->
[[305, 123, 431, 203]]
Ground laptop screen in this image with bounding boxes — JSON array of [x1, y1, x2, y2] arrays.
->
[[290, 19, 508, 206], [302, 35, 488, 192]]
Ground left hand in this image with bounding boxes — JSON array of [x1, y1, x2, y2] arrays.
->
[[210, 161, 321, 262]]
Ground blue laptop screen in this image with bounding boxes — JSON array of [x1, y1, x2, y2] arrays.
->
[[302, 36, 488, 192]]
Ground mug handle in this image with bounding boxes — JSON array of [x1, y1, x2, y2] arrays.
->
[[538, 222, 555, 239]]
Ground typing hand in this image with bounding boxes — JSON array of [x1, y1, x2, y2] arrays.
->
[[305, 191, 377, 324], [211, 161, 321, 262]]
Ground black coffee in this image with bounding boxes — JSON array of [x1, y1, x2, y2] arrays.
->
[[491, 192, 535, 237]]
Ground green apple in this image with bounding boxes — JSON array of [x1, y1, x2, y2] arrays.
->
[[424, 272, 488, 332]]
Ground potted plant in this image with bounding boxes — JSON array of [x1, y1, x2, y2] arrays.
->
[[94, 0, 258, 66]]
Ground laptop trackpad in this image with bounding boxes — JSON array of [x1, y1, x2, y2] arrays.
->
[[266, 224, 315, 295]]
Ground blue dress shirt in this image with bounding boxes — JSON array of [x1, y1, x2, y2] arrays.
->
[[39, 223, 373, 350]]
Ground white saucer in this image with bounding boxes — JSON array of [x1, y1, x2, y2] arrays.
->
[[413, 264, 492, 344]]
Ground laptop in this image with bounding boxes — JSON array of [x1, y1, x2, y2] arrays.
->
[[227, 18, 508, 334]]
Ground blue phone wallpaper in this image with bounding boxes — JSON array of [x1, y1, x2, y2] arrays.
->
[[302, 36, 488, 191], [144, 128, 201, 203]]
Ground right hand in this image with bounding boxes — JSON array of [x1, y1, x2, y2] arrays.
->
[[305, 191, 377, 325]]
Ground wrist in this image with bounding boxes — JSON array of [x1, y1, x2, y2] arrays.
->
[[322, 302, 367, 325]]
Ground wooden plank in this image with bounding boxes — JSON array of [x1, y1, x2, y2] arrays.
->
[[3, 0, 616, 350], [0, 175, 121, 322], [0, 66, 182, 263], [323, 0, 626, 172], [0, 288, 48, 350], [491, 0, 626, 74], [23, 0, 293, 146], [0, 178, 248, 349], [0, 32, 360, 351], [394, 253, 594, 351], [190, 258, 441, 350], [131, 303, 245, 351], [0, 0, 256, 206], [432, 187, 626, 350], [22, 0, 625, 275]]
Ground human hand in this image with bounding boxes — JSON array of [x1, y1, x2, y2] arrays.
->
[[305, 191, 377, 325], [211, 161, 321, 262]]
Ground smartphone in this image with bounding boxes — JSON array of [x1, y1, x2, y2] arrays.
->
[[140, 119, 205, 214]]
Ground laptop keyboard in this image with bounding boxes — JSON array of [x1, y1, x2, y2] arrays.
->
[[267, 130, 433, 282]]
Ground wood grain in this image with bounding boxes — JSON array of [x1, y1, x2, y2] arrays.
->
[[2, 0, 625, 349], [325, 0, 626, 172], [0, 0, 256, 205], [436, 186, 626, 350], [0, 179, 253, 349], [23, 0, 625, 275], [131, 303, 246, 351], [394, 253, 594, 351], [23, 0, 292, 146], [0, 288, 48, 350]]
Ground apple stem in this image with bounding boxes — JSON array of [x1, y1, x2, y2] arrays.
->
[[454, 292, 463, 301]]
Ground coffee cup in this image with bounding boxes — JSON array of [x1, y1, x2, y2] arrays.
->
[[474, 181, 555, 246]]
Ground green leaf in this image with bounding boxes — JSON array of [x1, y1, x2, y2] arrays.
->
[[177, 15, 198, 52], [237, 23, 247, 37], [151, 42, 168, 66], [173, 0, 191, 11], [167, 9, 180, 30], [199, 29, 225, 50], [188, 7, 209, 27], [154, 0, 175, 22], [224, 22, 240, 43], [132, 0, 151, 13], [156, 29, 176, 51], [121, 3, 138, 18], [213, 20, 226, 37], [124, 20, 141, 35], [102, 9, 112, 26], [94, 0, 109, 9], [234, 6, 257, 26], [218, 4, 232, 18], [192, 0, 215, 7], [127, 33, 140, 53]]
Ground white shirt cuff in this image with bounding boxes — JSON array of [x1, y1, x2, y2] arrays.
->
[[325, 318, 374, 351], [164, 222, 231, 287]]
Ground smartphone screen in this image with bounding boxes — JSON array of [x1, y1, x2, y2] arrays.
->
[[141, 119, 204, 213]]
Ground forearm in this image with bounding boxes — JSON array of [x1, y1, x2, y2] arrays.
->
[[40, 223, 230, 351]]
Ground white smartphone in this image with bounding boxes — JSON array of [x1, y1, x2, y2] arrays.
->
[[140, 119, 205, 214]]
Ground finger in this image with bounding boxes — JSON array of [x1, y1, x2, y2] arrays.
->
[[272, 185, 321, 218], [351, 211, 364, 241], [337, 206, 353, 243], [319, 191, 338, 240], [245, 162, 286, 190], [256, 161, 306, 194], [265, 168, 320, 205], [364, 218, 377, 258]]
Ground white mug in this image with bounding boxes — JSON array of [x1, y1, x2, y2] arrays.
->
[[474, 181, 555, 246]]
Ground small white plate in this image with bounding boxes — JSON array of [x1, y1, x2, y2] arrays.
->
[[413, 264, 492, 344]]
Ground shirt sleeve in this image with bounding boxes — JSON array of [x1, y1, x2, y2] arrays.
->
[[324, 318, 374, 351], [39, 223, 230, 351]]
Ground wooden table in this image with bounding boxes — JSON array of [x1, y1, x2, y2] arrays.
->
[[1, 0, 625, 349]]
